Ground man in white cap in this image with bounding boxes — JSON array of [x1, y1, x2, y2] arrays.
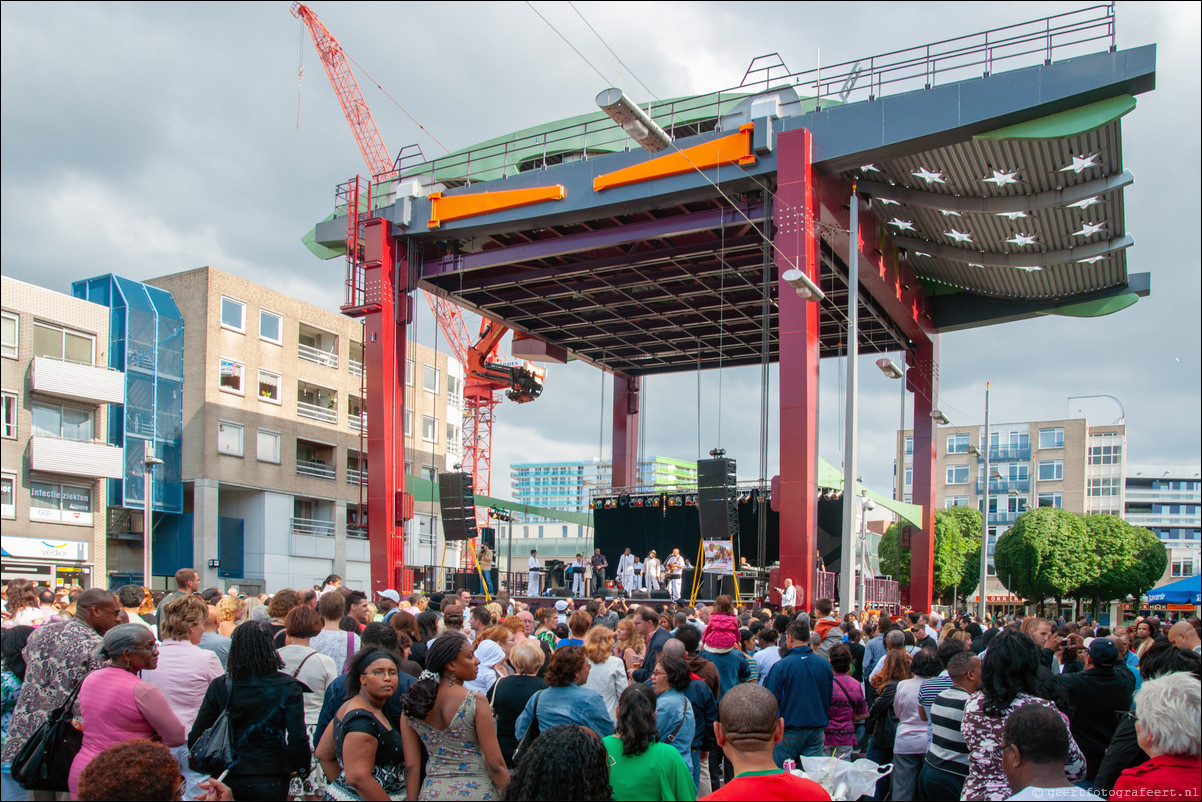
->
[[617, 547, 636, 592], [644, 550, 662, 592], [555, 598, 570, 625], [376, 589, 401, 622], [527, 549, 542, 596]]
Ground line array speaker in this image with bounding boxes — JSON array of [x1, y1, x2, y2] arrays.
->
[[697, 457, 740, 543], [438, 472, 478, 541]]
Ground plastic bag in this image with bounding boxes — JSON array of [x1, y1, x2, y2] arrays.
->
[[799, 755, 892, 801]]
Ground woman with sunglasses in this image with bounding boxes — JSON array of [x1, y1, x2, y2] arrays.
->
[[315, 647, 407, 800], [68, 623, 186, 798]]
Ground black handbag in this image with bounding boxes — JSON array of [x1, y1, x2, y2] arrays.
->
[[11, 676, 85, 791], [189, 677, 236, 775], [510, 690, 543, 764]]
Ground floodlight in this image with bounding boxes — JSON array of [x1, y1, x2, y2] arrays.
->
[[596, 89, 672, 153], [875, 358, 903, 379], [930, 410, 951, 425], [782, 268, 826, 302]]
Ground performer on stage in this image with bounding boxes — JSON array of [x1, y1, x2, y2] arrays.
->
[[778, 577, 797, 611], [570, 553, 585, 597], [616, 547, 636, 591], [527, 549, 542, 596], [631, 554, 644, 592], [476, 542, 494, 594], [644, 550, 662, 592], [664, 548, 688, 601], [590, 548, 608, 589]]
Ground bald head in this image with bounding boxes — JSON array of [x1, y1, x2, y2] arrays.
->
[[662, 637, 686, 660], [75, 588, 120, 635], [1169, 621, 1201, 651], [716, 684, 781, 753]]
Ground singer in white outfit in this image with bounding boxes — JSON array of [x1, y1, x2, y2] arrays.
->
[[616, 548, 636, 591], [643, 550, 662, 592], [664, 548, 687, 600], [527, 549, 542, 596], [779, 578, 797, 610], [570, 553, 585, 597]]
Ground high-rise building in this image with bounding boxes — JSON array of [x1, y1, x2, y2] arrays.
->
[[895, 416, 1126, 604], [511, 456, 698, 517], [1125, 464, 1201, 584], [145, 266, 465, 593]]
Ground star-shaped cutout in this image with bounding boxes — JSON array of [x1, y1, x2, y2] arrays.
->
[[887, 218, 916, 231], [1067, 196, 1101, 210], [1013, 266, 1042, 272], [1073, 221, 1106, 237], [1078, 256, 1105, 264], [914, 251, 932, 258], [968, 263, 984, 269], [912, 167, 946, 184], [1006, 233, 1038, 247], [1060, 154, 1100, 174], [946, 229, 973, 243], [860, 164, 881, 172], [877, 198, 900, 206], [997, 211, 1029, 220], [939, 209, 962, 217], [983, 169, 1020, 187]]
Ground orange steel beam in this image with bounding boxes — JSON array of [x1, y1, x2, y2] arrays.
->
[[593, 123, 755, 192], [428, 185, 565, 228]]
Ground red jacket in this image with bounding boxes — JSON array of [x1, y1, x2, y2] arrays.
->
[[1111, 754, 1201, 800]]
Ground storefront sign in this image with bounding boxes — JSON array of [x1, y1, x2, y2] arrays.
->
[[0, 536, 89, 562]]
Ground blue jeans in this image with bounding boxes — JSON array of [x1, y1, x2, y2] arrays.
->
[[773, 726, 826, 767], [690, 749, 701, 791], [891, 752, 923, 802], [918, 761, 966, 801]]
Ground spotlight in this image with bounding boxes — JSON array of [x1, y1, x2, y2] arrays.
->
[[596, 88, 672, 153], [876, 358, 903, 379], [782, 268, 826, 302], [709, 448, 727, 457], [930, 409, 951, 425]]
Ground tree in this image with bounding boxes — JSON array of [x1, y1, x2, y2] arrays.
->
[[1073, 515, 1169, 615], [994, 507, 1096, 610], [943, 506, 984, 602], [878, 508, 982, 602]]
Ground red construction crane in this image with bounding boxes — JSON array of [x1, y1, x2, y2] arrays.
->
[[293, 3, 545, 584]]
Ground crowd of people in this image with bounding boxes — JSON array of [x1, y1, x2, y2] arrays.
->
[[2, 569, 1200, 801]]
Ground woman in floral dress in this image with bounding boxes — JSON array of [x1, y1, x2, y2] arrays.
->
[[401, 633, 509, 800]]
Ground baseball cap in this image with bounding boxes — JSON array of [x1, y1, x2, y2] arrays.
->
[[376, 589, 401, 603], [1088, 637, 1118, 667], [554, 599, 568, 612]]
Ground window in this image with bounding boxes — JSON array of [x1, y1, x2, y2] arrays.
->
[[947, 433, 971, 454], [32, 320, 94, 365], [218, 421, 244, 456], [946, 465, 969, 485], [903, 466, 913, 487], [422, 364, 438, 393], [1, 472, 14, 518], [904, 436, 913, 456], [1088, 442, 1123, 465], [1, 311, 17, 359], [257, 429, 280, 463], [422, 414, 437, 442], [405, 359, 414, 386], [257, 369, 281, 404], [404, 410, 413, 436], [259, 310, 282, 344], [945, 495, 969, 508], [447, 375, 462, 404], [1, 391, 15, 438], [1038, 460, 1064, 481], [446, 422, 459, 452], [1171, 557, 1195, 578], [31, 401, 93, 441], [219, 358, 244, 394], [220, 297, 245, 332], [1039, 427, 1064, 449], [1038, 492, 1063, 508], [420, 465, 436, 482], [1088, 477, 1121, 497], [29, 481, 92, 525]]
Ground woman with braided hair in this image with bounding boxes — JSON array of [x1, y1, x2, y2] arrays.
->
[[400, 633, 509, 799]]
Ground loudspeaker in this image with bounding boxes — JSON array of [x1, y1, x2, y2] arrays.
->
[[630, 589, 650, 600], [438, 472, 478, 541], [650, 588, 671, 600], [697, 458, 739, 542]]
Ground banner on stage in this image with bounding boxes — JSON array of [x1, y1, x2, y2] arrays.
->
[[701, 540, 734, 574]]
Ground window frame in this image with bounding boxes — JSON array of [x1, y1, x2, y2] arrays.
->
[[1038, 427, 1065, 449], [422, 364, 439, 393], [32, 320, 95, 365], [1, 389, 16, 439], [1037, 459, 1064, 482], [257, 369, 281, 404], [0, 471, 15, 519], [256, 428, 281, 464], [946, 464, 969, 485], [405, 359, 415, 386], [220, 296, 246, 333], [1, 310, 17, 360], [946, 433, 971, 454], [259, 308, 283, 345], [217, 420, 244, 457], [29, 480, 92, 526], [31, 400, 94, 442], [219, 357, 245, 396], [421, 414, 437, 443]]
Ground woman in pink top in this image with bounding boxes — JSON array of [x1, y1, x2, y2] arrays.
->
[[140, 595, 224, 797], [68, 624, 186, 798]]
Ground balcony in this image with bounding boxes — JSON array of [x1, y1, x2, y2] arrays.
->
[[298, 342, 338, 368], [990, 445, 1032, 462], [349, 341, 364, 378], [298, 323, 339, 369], [296, 400, 335, 424], [30, 436, 124, 479], [31, 357, 124, 405], [296, 458, 335, 480], [297, 380, 337, 424], [347, 467, 366, 485], [977, 477, 1031, 494], [1125, 511, 1202, 527], [349, 357, 364, 377], [1125, 487, 1202, 503], [988, 509, 1026, 525], [347, 525, 368, 540], [348, 412, 367, 433], [290, 516, 334, 537]]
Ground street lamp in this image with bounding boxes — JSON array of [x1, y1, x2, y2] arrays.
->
[[930, 410, 951, 425], [977, 382, 991, 622], [143, 440, 163, 590]]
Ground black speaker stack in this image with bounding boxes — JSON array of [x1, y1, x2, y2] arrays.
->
[[697, 457, 740, 543], [438, 472, 478, 541]]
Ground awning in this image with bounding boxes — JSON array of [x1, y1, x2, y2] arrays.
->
[[1145, 574, 1201, 605]]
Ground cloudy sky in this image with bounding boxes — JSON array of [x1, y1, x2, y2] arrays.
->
[[3, 1, 1199, 502]]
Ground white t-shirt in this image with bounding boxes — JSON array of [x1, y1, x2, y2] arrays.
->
[[310, 628, 359, 673], [1007, 787, 1098, 801], [277, 644, 338, 726], [10, 607, 45, 627]]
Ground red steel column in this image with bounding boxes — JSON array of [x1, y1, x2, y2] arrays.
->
[[611, 372, 640, 488], [775, 128, 820, 613], [907, 336, 939, 612], [362, 218, 408, 595]]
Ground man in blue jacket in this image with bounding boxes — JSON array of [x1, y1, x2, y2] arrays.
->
[[763, 618, 834, 766]]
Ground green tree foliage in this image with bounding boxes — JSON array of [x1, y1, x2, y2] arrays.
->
[[943, 506, 984, 599], [994, 507, 1096, 604], [878, 508, 982, 599]]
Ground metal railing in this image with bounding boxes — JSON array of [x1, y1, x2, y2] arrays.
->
[[297, 400, 336, 424], [391, 4, 1115, 186], [349, 358, 364, 377], [347, 525, 368, 540], [298, 343, 338, 369], [978, 477, 1031, 494], [991, 445, 1032, 462], [347, 467, 366, 485], [291, 517, 335, 537], [296, 459, 335, 480], [348, 412, 367, 433], [1125, 488, 1201, 502]]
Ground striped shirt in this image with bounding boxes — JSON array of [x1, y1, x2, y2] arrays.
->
[[918, 671, 955, 745], [925, 687, 972, 777]]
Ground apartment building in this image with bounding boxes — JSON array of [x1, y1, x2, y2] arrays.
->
[[894, 417, 1126, 603], [146, 267, 464, 593], [1, 277, 124, 588], [1125, 464, 1201, 585]]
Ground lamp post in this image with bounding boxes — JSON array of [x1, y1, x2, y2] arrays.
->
[[840, 186, 860, 617], [977, 382, 991, 620], [143, 440, 163, 590]]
